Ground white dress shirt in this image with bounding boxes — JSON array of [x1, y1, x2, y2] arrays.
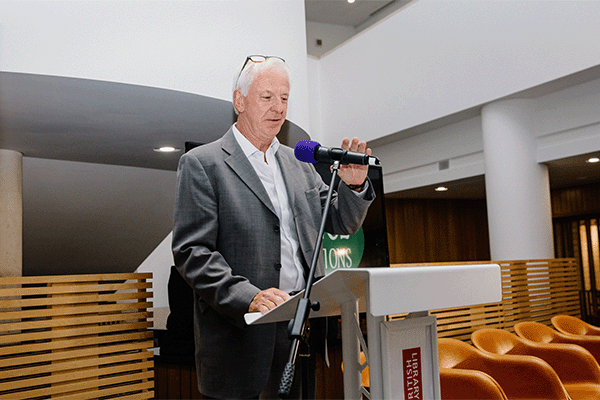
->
[[233, 125, 306, 292], [232, 124, 370, 293]]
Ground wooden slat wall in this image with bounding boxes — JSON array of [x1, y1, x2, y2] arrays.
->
[[389, 259, 581, 341], [0, 273, 154, 400]]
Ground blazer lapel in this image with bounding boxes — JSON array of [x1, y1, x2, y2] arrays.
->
[[222, 129, 277, 216]]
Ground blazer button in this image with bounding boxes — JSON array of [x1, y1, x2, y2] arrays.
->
[[274, 262, 282, 271], [274, 225, 280, 233]]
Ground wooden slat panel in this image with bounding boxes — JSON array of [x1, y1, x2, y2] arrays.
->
[[0, 281, 152, 298], [50, 381, 155, 400], [1, 359, 153, 392], [2, 347, 152, 380], [0, 300, 153, 321], [390, 259, 582, 341], [0, 370, 153, 400], [0, 330, 152, 357], [0, 340, 154, 368], [1, 310, 152, 332], [0, 273, 154, 400], [0, 321, 152, 345], [0, 273, 152, 286], [0, 291, 152, 309]]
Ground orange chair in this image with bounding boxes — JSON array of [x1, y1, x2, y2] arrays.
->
[[438, 338, 570, 399], [515, 321, 600, 365], [439, 367, 508, 400], [340, 351, 370, 389], [472, 328, 600, 399], [552, 314, 600, 337]]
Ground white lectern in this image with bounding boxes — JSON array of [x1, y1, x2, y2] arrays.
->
[[245, 264, 502, 399]]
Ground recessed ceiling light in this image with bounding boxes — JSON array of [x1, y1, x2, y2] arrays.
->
[[435, 186, 448, 192], [154, 146, 181, 153], [587, 157, 600, 163], [348, 0, 355, 3]]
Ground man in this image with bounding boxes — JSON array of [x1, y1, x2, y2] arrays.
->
[[172, 55, 374, 399]]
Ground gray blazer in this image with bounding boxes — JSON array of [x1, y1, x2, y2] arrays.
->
[[172, 127, 374, 398]]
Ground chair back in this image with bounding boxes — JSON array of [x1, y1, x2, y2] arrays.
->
[[439, 337, 570, 400], [552, 314, 600, 336], [471, 328, 521, 355], [514, 321, 557, 343], [438, 338, 479, 369], [440, 368, 508, 400]]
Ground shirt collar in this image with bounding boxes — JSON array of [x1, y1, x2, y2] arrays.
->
[[232, 124, 280, 159]]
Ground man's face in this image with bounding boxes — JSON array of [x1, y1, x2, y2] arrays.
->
[[236, 67, 289, 142]]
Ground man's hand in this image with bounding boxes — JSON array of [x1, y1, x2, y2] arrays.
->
[[249, 288, 290, 314], [337, 137, 371, 191]]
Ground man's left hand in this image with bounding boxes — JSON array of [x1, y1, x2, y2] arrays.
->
[[338, 137, 371, 191]]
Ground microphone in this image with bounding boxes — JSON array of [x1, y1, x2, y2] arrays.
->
[[294, 140, 380, 166]]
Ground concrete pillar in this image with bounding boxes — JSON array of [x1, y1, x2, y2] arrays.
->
[[0, 150, 23, 277], [481, 99, 554, 261]]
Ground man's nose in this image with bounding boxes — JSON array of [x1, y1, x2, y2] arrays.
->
[[271, 98, 286, 113]]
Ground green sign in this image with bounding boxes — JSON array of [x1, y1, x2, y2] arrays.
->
[[322, 227, 365, 275]]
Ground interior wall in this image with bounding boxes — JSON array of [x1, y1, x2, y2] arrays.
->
[[536, 77, 600, 163], [306, 21, 355, 58], [314, 0, 600, 147], [386, 181, 600, 266], [368, 75, 600, 195], [551, 182, 600, 220], [22, 157, 176, 276], [372, 116, 484, 194], [385, 198, 490, 264]]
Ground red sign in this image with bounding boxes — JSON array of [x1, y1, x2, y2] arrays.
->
[[403, 347, 422, 400]]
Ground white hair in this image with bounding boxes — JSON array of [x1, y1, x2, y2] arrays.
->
[[232, 57, 291, 115]]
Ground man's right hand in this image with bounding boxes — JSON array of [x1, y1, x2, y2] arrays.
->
[[249, 288, 290, 314]]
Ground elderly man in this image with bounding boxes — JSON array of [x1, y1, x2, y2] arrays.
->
[[172, 55, 374, 399]]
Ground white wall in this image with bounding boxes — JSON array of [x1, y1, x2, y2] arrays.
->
[[306, 21, 355, 58], [370, 75, 600, 194], [307, 56, 323, 143], [373, 116, 485, 193], [0, 0, 311, 131], [305, 0, 600, 194], [314, 0, 600, 146], [136, 232, 174, 329], [536, 77, 600, 163]]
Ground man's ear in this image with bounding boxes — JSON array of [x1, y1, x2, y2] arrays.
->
[[233, 89, 244, 114]]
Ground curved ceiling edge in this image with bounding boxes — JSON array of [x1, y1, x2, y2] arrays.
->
[[0, 72, 310, 171]]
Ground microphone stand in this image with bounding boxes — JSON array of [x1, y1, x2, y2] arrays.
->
[[278, 160, 341, 398]]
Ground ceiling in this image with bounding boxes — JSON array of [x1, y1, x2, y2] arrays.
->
[[0, 72, 309, 171]]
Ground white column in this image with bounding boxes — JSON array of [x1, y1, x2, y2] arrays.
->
[[481, 99, 554, 261], [0, 150, 23, 277]]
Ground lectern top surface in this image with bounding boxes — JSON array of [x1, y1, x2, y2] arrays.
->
[[245, 264, 502, 325]]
